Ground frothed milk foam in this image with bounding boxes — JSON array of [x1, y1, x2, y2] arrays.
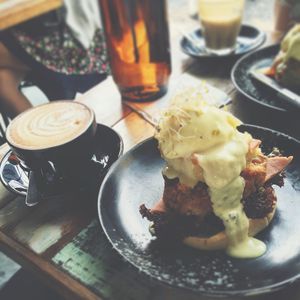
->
[[6, 101, 94, 150]]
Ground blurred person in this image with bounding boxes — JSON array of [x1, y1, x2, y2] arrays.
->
[[274, 0, 300, 32], [0, 0, 108, 118]]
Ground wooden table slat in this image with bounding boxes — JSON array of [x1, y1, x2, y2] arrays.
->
[[0, 230, 101, 300], [0, 184, 16, 210], [0, 196, 32, 231], [52, 220, 158, 300], [76, 78, 132, 127], [0, 0, 63, 30], [113, 112, 155, 153], [10, 194, 95, 256]]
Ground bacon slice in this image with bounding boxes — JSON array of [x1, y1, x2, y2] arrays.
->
[[241, 161, 266, 198], [152, 198, 167, 212], [266, 156, 293, 182], [249, 139, 262, 151], [264, 66, 276, 77]]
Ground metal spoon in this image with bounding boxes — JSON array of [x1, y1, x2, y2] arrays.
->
[[8, 180, 27, 193]]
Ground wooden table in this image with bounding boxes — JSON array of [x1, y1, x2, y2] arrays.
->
[[0, 0, 62, 30], [0, 0, 300, 299]]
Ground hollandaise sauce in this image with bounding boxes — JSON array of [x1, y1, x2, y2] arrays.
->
[[198, 133, 266, 258], [210, 177, 266, 258], [281, 24, 300, 62]]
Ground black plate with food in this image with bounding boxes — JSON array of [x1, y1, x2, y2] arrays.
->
[[180, 25, 266, 59], [232, 44, 294, 112], [98, 124, 300, 297]]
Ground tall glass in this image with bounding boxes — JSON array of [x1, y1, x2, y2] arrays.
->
[[274, 0, 294, 32], [198, 0, 245, 55], [99, 0, 171, 102]]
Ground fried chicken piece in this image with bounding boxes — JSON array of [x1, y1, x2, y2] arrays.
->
[[162, 153, 289, 219], [162, 177, 212, 219], [140, 204, 224, 240], [243, 186, 277, 219], [158, 139, 291, 222], [140, 185, 277, 240], [162, 158, 268, 219]]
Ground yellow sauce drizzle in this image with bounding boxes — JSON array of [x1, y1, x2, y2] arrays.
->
[[210, 177, 266, 258]]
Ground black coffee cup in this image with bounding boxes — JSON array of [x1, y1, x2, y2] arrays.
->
[[6, 101, 97, 199]]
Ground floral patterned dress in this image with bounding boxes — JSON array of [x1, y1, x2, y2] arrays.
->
[[9, 23, 109, 76]]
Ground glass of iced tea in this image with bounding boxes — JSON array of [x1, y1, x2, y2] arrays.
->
[[198, 0, 245, 55], [99, 0, 171, 102]]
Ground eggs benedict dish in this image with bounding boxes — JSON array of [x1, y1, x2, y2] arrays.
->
[[269, 24, 300, 92], [140, 97, 292, 258]]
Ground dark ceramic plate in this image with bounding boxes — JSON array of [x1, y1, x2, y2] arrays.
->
[[98, 124, 300, 297], [0, 124, 123, 205], [231, 44, 291, 112], [180, 25, 266, 58]]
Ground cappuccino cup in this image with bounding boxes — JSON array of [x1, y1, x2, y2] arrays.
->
[[6, 101, 97, 196]]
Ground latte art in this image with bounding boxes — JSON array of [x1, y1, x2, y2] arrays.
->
[[6, 101, 94, 150]]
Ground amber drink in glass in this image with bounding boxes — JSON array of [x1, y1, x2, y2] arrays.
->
[[99, 0, 171, 101]]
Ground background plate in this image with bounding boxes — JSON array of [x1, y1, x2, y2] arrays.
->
[[231, 44, 291, 112], [180, 25, 266, 58], [98, 124, 300, 297]]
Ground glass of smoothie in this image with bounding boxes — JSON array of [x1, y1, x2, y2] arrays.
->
[[198, 0, 245, 55]]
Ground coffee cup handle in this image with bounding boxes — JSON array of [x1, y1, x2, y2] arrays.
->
[[39, 161, 58, 184], [25, 171, 40, 207], [25, 161, 62, 206]]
